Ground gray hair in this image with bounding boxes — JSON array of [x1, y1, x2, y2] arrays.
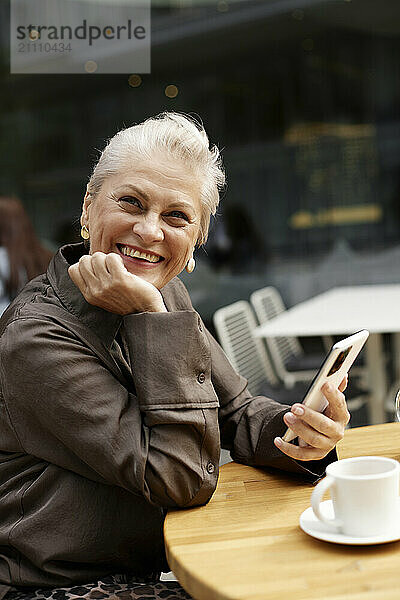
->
[[87, 112, 225, 245]]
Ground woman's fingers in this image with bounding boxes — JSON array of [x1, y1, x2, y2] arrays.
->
[[274, 436, 327, 461], [288, 402, 345, 437], [322, 383, 350, 426], [68, 251, 166, 314], [72, 252, 122, 293], [76, 254, 98, 287], [104, 252, 126, 276], [68, 262, 87, 292], [275, 382, 350, 461], [283, 411, 339, 449], [90, 251, 114, 280], [68, 253, 114, 306]]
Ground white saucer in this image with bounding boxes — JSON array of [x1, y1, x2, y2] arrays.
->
[[300, 499, 400, 545]]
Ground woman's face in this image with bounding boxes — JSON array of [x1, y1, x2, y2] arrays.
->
[[81, 155, 202, 290]]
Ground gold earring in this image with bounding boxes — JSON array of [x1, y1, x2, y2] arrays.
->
[[81, 225, 90, 240], [186, 257, 195, 273]]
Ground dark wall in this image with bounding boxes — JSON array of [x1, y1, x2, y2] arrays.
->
[[1, 0, 400, 258]]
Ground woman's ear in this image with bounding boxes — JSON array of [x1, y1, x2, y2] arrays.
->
[[81, 188, 92, 227]]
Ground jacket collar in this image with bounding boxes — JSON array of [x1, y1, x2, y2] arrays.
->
[[47, 243, 179, 349], [47, 243, 123, 349]]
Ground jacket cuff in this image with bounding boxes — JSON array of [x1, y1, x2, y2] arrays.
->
[[255, 408, 338, 483], [123, 311, 219, 410]]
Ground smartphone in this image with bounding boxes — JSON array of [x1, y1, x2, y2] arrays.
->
[[282, 329, 369, 443]]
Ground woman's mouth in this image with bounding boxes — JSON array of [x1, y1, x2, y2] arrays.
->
[[117, 244, 164, 265]]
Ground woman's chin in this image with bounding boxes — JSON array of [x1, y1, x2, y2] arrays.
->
[[123, 260, 163, 287], [118, 252, 177, 289]]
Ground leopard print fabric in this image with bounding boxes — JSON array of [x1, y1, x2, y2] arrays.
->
[[4, 575, 192, 600]]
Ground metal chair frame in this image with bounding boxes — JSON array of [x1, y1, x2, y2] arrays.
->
[[213, 300, 279, 396], [250, 286, 316, 388]]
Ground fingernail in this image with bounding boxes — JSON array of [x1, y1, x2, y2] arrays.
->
[[292, 405, 304, 416], [274, 437, 282, 446], [285, 412, 296, 423]]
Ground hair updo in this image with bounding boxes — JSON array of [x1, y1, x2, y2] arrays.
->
[[87, 112, 225, 245]]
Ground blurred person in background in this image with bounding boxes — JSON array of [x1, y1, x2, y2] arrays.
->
[[0, 197, 53, 315]]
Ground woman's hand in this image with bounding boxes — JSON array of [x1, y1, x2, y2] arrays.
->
[[273, 376, 350, 461], [68, 252, 167, 315]]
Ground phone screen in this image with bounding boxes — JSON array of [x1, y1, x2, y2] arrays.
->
[[327, 347, 351, 376]]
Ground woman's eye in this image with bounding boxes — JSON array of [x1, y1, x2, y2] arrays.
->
[[119, 196, 142, 208], [167, 211, 189, 221]]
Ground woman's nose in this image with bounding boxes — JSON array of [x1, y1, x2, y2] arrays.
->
[[132, 213, 164, 243]]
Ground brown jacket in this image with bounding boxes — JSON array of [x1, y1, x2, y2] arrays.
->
[[0, 244, 335, 588]]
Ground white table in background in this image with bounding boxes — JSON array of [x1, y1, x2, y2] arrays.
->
[[253, 285, 400, 424]]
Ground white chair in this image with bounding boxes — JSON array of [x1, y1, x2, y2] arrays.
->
[[250, 286, 322, 388], [385, 381, 399, 421], [213, 300, 307, 403], [249, 287, 369, 422]]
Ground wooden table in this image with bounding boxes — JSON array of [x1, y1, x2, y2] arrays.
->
[[165, 423, 400, 600], [253, 285, 400, 424]]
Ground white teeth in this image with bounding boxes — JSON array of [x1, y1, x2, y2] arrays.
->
[[120, 246, 160, 263]]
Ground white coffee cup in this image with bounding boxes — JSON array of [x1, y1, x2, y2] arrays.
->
[[311, 456, 400, 537]]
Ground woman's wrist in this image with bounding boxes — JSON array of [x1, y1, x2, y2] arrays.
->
[[147, 300, 167, 313]]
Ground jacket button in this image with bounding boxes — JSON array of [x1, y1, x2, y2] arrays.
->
[[197, 372, 206, 384], [206, 462, 215, 474]]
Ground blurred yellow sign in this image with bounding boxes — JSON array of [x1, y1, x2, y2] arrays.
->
[[290, 204, 382, 229]]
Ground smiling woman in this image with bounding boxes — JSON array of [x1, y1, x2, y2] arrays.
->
[[77, 156, 202, 294], [69, 113, 223, 312], [0, 113, 349, 600]]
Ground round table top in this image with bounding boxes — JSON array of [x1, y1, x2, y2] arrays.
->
[[164, 423, 400, 600]]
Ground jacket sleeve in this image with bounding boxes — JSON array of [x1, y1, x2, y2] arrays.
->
[[207, 330, 337, 482], [0, 313, 221, 509], [173, 280, 336, 482]]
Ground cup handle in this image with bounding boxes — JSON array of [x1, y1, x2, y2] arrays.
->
[[311, 475, 342, 531]]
